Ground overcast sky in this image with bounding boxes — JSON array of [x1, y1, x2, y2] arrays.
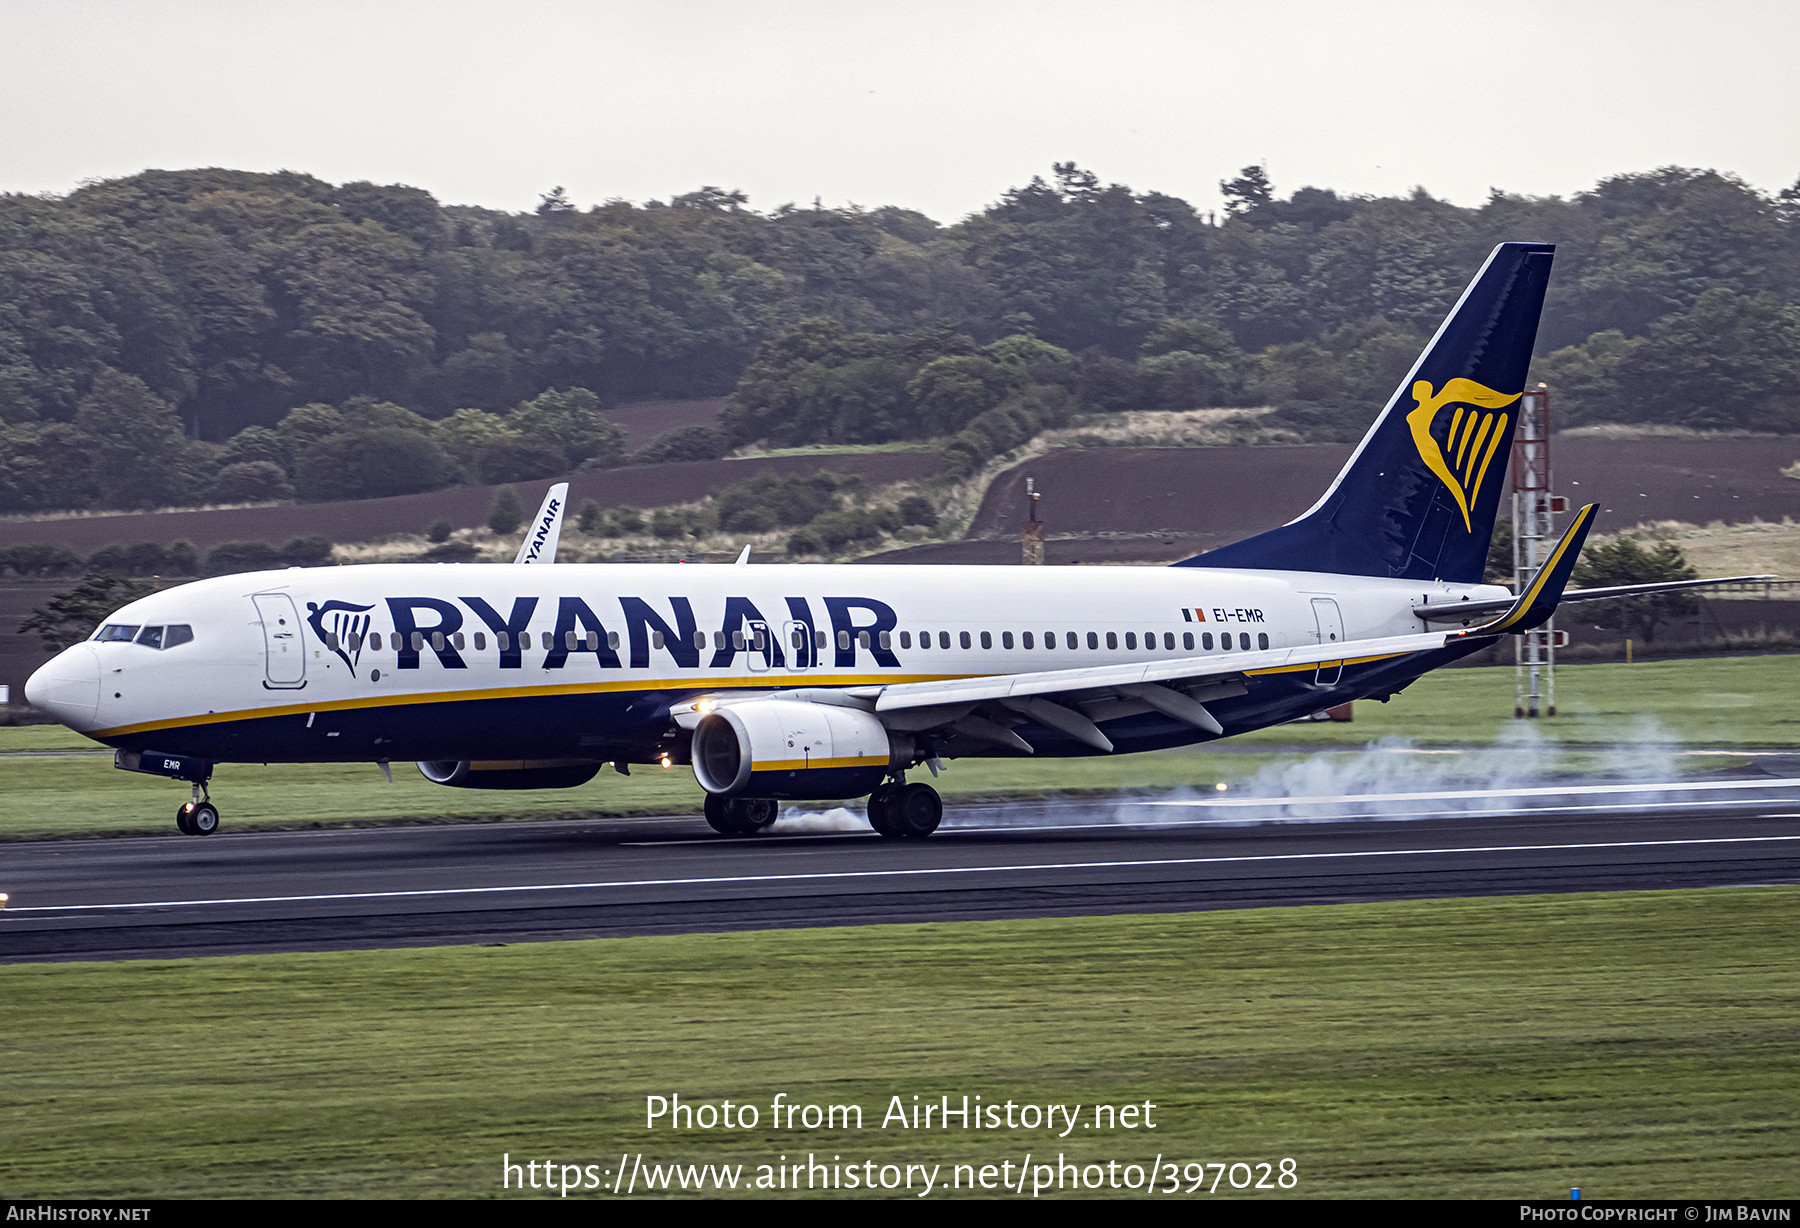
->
[[3, 0, 1797, 222]]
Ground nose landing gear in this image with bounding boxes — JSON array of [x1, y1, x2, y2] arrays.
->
[[114, 750, 219, 837], [176, 781, 219, 836]]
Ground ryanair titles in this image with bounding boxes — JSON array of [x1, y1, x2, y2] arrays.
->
[[306, 593, 901, 677]]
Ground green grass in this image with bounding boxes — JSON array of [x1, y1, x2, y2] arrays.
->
[[3, 888, 1797, 1198], [2, 656, 1795, 841]]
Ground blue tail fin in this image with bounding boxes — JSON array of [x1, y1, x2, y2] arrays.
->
[[1177, 242, 1555, 583]]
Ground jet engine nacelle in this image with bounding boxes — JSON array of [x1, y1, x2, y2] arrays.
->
[[416, 759, 603, 790], [690, 699, 909, 800]]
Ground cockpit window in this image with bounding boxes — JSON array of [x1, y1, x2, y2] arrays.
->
[[96, 623, 192, 649]]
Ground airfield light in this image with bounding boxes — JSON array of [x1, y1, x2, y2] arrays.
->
[[1215, 782, 1228, 792], [660, 755, 673, 769], [0, 893, 9, 908]]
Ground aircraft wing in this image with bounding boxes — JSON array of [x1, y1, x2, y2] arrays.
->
[[838, 628, 1455, 752]]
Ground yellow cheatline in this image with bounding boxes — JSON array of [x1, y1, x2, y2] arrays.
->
[[1249, 652, 1410, 677], [88, 672, 984, 739], [752, 755, 889, 772]]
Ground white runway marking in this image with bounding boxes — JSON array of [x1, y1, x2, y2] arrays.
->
[[11, 834, 1800, 914], [1132, 778, 1800, 809]]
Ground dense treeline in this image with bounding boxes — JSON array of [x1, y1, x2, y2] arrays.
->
[[4, 162, 1798, 513]]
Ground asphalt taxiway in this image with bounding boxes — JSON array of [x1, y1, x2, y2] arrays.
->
[[5, 777, 1800, 962]]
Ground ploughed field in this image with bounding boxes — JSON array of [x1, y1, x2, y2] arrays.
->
[[873, 436, 1800, 564]]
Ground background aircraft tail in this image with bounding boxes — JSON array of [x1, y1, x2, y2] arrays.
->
[[1176, 242, 1555, 584]]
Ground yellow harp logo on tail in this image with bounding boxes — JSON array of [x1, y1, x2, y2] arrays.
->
[[1405, 379, 1522, 532]]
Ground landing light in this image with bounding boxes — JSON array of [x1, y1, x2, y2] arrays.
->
[[0, 893, 9, 908], [660, 755, 673, 769], [695, 699, 716, 714]]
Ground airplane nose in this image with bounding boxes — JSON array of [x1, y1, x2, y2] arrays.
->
[[25, 643, 101, 730]]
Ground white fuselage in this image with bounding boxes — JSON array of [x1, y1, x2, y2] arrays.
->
[[28, 561, 1507, 756]]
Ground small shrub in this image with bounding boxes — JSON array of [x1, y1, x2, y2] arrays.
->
[[487, 486, 523, 534], [426, 519, 454, 544]]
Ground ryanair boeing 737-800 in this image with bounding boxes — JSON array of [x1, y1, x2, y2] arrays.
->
[[24, 243, 1767, 839]]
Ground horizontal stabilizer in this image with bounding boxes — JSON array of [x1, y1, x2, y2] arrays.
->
[[1416, 573, 1778, 623]]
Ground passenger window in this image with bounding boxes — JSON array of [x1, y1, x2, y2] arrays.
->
[[412, 632, 425, 651], [900, 631, 912, 649], [1164, 632, 1175, 650], [1043, 631, 1055, 650], [1086, 631, 1098, 650], [495, 632, 508, 651], [432, 632, 445, 651], [1002, 631, 1013, 649], [608, 631, 620, 651], [454, 632, 466, 650], [474, 632, 487, 650], [96, 624, 139, 642], [135, 626, 164, 649], [1240, 633, 1251, 650], [696, 631, 709, 649], [879, 631, 892, 649], [1183, 633, 1194, 650], [1203, 633, 1213, 650], [652, 630, 665, 649], [938, 631, 951, 649], [1125, 632, 1136, 650], [542, 631, 554, 650], [1022, 631, 1034, 649], [1066, 632, 1078, 649], [857, 631, 871, 650], [980, 631, 991, 649], [1106, 632, 1117, 650], [733, 631, 746, 650], [1258, 632, 1269, 650], [164, 624, 193, 649], [959, 631, 971, 649], [838, 630, 850, 650], [814, 629, 827, 649]]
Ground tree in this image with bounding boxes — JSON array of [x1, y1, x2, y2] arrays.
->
[[1570, 536, 1701, 644], [536, 187, 576, 219], [19, 573, 157, 651], [487, 485, 523, 534], [1220, 165, 1274, 216]]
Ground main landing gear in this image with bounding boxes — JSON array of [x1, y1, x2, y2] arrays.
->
[[866, 780, 942, 839], [176, 781, 219, 836], [704, 795, 778, 836]]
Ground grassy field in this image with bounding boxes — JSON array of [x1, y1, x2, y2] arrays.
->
[[3, 887, 1796, 1199], [2, 656, 1795, 841]]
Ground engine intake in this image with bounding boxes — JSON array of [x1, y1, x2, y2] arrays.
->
[[690, 700, 909, 799]]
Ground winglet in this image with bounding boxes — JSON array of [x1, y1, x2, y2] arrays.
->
[[735, 544, 751, 565], [515, 483, 569, 565], [1447, 502, 1597, 642]]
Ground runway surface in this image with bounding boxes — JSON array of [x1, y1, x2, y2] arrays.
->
[[5, 777, 1800, 963]]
